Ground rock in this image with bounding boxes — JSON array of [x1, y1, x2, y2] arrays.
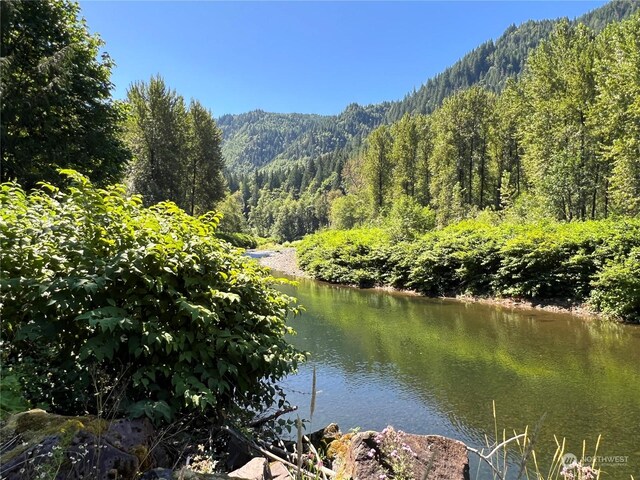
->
[[308, 423, 342, 451], [228, 457, 271, 480], [333, 426, 470, 480], [269, 461, 291, 480], [0, 409, 162, 480]]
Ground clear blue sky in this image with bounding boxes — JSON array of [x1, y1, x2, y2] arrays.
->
[[79, 1, 607, 117]]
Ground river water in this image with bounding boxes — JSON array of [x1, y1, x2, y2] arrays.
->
[[275, 274, 640, 479]]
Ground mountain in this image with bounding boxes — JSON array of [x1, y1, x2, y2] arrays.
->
[[220, 0, 639, 173], [218, 103, 389, 172], [386, 0, 639, 121]]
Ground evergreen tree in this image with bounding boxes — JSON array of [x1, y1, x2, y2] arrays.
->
[[125, 76, 190, 208], [0, 0, 129, 188]]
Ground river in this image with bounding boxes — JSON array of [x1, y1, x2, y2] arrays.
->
[[274, 274, 640, 479]]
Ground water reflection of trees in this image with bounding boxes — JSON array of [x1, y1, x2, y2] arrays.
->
[[284, 278, 640, 476]]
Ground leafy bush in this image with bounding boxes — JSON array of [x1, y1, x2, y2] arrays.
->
[[0, 374, 30, 420], [329, 194, 371, 230], [384, 195, 436, 242], [297, 228, 390, 286], [409, 221, 510, 296], [297, 218, 640, 322], [590, 247, 640, 322], [217, 231, 258, 249], [0, 171, 304, 422]]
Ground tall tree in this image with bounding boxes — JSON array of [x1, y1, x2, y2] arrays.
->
[[491, 79, 525, 209], [390, 114, 420, 198], [415, 115, 434, 206], [520, 21, 601, 220], [125, 76, 189, 208], [429, 86, 496, 220], [363, 125, 393, 214], [592, 13, 640, 216], [0, 0, 129, 188], [187, 100, 226, 215]]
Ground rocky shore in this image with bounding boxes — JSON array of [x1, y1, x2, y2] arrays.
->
[[0, 410, 470, 480], [248, 249, 307, 278]]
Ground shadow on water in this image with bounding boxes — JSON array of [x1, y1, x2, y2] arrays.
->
[[275, 273, 640, 479]]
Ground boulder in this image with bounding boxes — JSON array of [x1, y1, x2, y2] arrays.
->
[[228, 457, 271, 480], [0, 409, 161, 480], [308, 423, 342, 452], [332, 426, 469, 480], [269, 461, 291, 480]]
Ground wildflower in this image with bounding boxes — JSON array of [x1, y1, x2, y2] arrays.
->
[[580, 465, 598, 480], [367, 448, 376, 459]]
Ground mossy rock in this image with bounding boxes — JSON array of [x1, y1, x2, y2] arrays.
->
[[0, 409, 92, 463], [0, 409, 159, 480]]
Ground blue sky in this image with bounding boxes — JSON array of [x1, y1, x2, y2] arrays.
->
[[80, 1, 607, 117]]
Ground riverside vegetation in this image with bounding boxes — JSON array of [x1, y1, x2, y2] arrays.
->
[[297, 217, 640, 323], [0, 171, 304, 422]]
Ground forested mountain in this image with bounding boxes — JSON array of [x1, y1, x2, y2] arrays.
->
[[219, 103, 388, 171], [386, 0, 639, 120], [221, 0, 639, 173], [229, 6, 640, 243]]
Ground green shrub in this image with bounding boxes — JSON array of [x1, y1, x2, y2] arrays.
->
[[590, 247, 640, 322], [329, 193, 371, 230], [0, 374, 30, 420], [409, 221, 511, 295], [296, 217, 640, 322], [496, 221, 621, 300], [297, 228, 390, 286], [217, 231, 259, 249], [384, 195, 436, 242], [0, 171, 304, 422]]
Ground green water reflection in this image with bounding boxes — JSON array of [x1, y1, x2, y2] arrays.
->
[[277, 275, 640, 479]]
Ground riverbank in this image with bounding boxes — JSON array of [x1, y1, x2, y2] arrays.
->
[[253, 247, 602, 320], [248, 248, 308, 278], [296, 220, 640, 323]]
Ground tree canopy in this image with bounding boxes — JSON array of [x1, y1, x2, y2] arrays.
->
[[0, 0, 129, 188], [125, 76, 226, 214]]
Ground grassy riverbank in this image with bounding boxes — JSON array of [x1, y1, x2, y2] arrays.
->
[[297, 218, 640, 323]]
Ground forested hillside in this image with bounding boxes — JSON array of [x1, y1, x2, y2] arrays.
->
[[219, 103, 389, 171], [221, 0, 638, 173], [386, 0, 639, 121], [231, 8, 640, 243]]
